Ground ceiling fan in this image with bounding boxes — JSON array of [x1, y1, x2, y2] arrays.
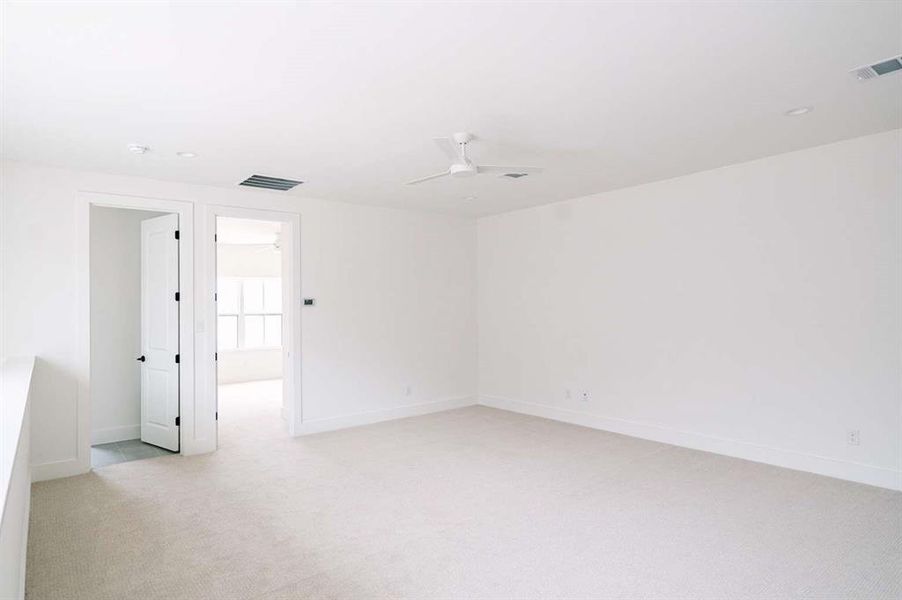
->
[[253, 233, 281, 252], [406, 132, 542, 185]]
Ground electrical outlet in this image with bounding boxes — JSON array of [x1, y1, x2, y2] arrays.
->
[[847, 429, 860, 446], [580, 391, 590, 402], [564, 389, 572, 400], [404, 385, 412, 396]]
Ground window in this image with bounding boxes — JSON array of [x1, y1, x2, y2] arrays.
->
[[217, 277, 282, 349]]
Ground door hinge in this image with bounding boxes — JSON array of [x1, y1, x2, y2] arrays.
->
[[215, 411, 219, 421], [174, 291, 180, 302], [215, 352, 218, 361], [175, 354, 180, 364], [214, 292, 218, 302], [175, 416, 180, 426], [214, 233, 218, 242], [174, 230, 180, 240]]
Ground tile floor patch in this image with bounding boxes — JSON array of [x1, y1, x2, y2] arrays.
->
[[91, 440, 175, 468]]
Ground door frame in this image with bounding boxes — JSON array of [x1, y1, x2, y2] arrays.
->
[[204, 204, 303, 439], [76, 191, 196, 473]]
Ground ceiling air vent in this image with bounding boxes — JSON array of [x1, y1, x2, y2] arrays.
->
[[851, 55, 902, 81], [239, 174, 303, 191]]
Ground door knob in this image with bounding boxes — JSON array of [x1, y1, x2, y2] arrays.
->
[[136, 355, 146, 362]]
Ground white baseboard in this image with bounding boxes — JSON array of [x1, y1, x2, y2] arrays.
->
[[91, 425, 140, 445], [31, 458, 87, 482], [297, 396, 476, 435], [479, 395, 902, 491]]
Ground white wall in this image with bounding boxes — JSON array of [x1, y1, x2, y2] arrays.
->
[[0, 161, 478, 479], [478, 130, 902, 490], [218, 349, 282, 385], [217, 244, 281, 278], [217, 242, 283, 384], [90, 206, 165, 444], [0, 357, 34, 600]]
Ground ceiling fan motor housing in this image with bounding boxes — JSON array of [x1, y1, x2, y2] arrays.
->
[[452, 132, 474, 145], [450, 163, 477, 177]]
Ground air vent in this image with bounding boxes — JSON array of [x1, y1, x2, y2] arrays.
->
[[239, 174, 303, 191], [503, 173, 529, 179], [851, 55, 902, 81]]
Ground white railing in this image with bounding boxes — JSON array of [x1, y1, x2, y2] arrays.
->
[[1, 357, 35, 600]]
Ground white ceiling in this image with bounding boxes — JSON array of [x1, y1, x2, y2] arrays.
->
[[217, 217, 281, 245], [1, 2, 900, 217]]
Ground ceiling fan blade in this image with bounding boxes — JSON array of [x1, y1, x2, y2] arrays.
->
[[433, 137, 460, 162], [477, 165, 544, 174], [405, 169, 452, 185]]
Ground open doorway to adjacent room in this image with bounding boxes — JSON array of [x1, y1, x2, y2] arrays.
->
[[215, 217, 287, 445], [89, 205, 181, 468]]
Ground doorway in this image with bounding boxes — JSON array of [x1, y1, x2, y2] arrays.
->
[[203, 204, 301, 450], [89, 206, 180, 468], [215, 217, 285, 443]]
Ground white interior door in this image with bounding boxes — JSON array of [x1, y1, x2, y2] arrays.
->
[[140, 213, 180, 451]]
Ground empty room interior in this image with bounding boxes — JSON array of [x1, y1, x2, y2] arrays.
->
[[216, 216, 289, 447], [0, 2, 900, 599]]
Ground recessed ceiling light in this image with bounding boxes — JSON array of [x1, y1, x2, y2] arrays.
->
[[463, 195, 477, 201], [176, 151, 198, 158], [128, 144, 150, 154], [503, 173, 529, 179], [784, 106, 813, 117]]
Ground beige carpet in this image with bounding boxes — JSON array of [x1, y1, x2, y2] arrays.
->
[[27, 381, 902, 599]]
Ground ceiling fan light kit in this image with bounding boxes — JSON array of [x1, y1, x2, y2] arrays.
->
[[406, 132, 542, 185]]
